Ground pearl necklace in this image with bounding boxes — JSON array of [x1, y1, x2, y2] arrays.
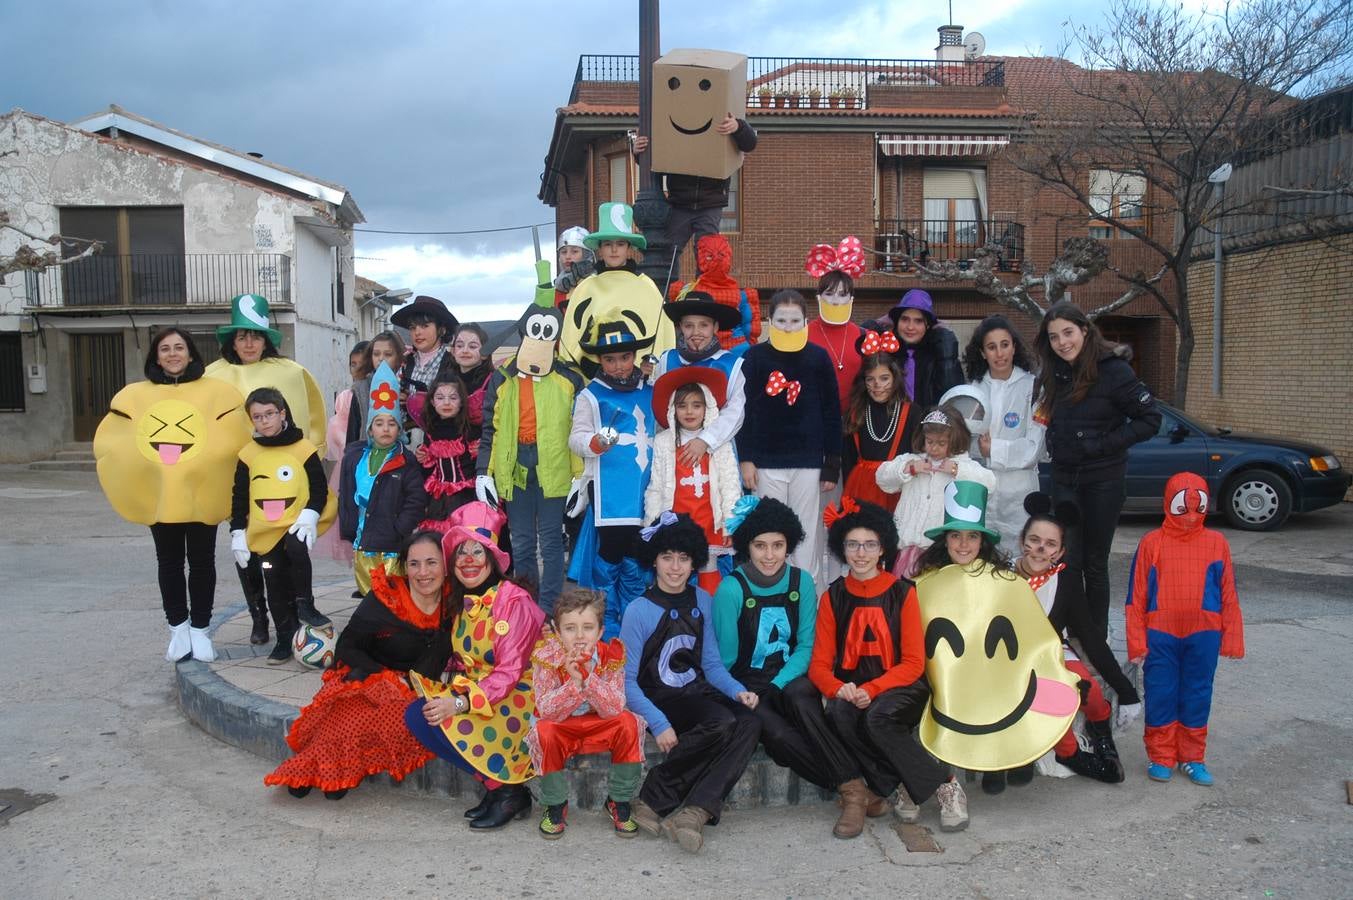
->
[[865, 400, 900, 444]]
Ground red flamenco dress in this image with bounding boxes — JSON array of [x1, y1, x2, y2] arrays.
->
[[264, 568, 452, 793]]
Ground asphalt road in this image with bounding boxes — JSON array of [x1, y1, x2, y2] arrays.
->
[[1, 467, 1350, 898]]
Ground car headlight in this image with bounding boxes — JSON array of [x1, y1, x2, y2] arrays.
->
[[1309, 455, 1341, 472]]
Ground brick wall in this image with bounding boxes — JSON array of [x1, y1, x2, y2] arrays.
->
[[1185, 232, 1353, 500]]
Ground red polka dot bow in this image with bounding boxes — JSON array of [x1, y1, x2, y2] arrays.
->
[[765, 370, 801, 405], [859, 331, 900, 355], [804, 235, 866, 279]]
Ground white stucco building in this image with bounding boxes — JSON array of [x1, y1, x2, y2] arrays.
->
[[0, 105, 364, 461]]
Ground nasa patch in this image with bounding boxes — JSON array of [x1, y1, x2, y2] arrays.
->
[[1003, 411, 1021, 429]]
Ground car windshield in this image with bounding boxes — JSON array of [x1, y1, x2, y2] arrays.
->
[[1159, 402, 1228, 436]]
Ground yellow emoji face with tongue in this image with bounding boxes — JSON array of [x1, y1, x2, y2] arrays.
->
[[238, 441, 337, 553], [913, 481, 1082, 771], [95, 379, 250, 526]]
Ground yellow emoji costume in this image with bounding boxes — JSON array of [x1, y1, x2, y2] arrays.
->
[[238, 439, 337, 553], [95, 378, 250, 525], [913, 481, 1080, 771]]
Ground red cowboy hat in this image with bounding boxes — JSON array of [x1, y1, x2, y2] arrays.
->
[[651, 366, 728, 429]]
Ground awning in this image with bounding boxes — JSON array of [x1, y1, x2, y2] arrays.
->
[[876, 134, 1009, 157]]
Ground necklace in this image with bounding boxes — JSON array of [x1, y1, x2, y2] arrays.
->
[[818, 322, 850, 371], [864, 400, 900, 443]]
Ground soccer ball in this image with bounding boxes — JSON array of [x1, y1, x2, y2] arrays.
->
[[291, 623, 337, 669]]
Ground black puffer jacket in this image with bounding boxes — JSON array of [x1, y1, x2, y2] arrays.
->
[[1045, 353, 1161, 484], [660, 118, 758, 210], [338, 443, 428, 551]]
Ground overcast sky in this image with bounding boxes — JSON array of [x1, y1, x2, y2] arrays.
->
[[4, 0, 1165, 323]]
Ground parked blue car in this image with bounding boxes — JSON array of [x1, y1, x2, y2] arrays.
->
[[1041, 403, 1350, 531]]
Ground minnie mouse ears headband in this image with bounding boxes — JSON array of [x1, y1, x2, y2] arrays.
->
[[805, 236, 866, 279], [1023, 492, 1081, 529]]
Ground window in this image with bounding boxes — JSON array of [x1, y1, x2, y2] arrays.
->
[[1088, 170, 1146, 238], [57, 207, 186, 305], [922, 168, 987, 260], [720, 169, 740, 233], [0, 333, 24, 412], [606, 152, 633, 203]]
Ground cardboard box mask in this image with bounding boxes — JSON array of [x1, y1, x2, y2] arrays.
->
[[651, 49, 748, 180]]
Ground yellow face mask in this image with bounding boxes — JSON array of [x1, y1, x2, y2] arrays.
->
[[914, 561, 1081, 771], [817, 296, 854, 325], [768, 326, 808, 352]]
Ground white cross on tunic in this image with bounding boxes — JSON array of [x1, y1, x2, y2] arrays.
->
[[680, 461, 710, 498], [613, 406, 651, 475]]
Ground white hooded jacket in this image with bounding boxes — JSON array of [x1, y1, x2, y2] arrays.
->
[[974, 366, 1046, 548], [644, 382, 740, 542]]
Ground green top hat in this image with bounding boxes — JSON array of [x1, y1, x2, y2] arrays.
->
[[924, 480, 1002, 544], [216, 294, 283, 347], [585, 202, 647, 251]]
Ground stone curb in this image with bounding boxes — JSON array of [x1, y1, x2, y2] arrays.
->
[[175, 602, 834, 810]]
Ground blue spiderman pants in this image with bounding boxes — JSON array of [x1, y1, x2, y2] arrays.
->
[[1142, 628, 1221, 767]]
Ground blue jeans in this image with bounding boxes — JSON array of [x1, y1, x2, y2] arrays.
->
[[1051, 477, 1126, 641], [504, 443, 566, 614]]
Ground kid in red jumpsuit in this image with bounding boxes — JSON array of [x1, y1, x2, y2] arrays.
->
[[1126, 471, 1245, 786]]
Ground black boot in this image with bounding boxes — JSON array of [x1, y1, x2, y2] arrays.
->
[[1007, 763, 1035, 787], [1056, 748, 1122, 784], [464, 788, 494, 819], [469, 785, 532, 831], [980, 770, 1007, 795], [265, 591, 297, 666], [1086, 719, 1126, 783], [296, 596, 331, 628], [246, 594, 270, 645], [287, 786, 311, 799]]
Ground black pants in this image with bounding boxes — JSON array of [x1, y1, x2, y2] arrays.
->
[[825, 681, 948, 804], [755, 676, 856, 790], [1052, 477, 1126, 641], [258, 534, 311, 634], [640, 684, 761, 818], [666, 205, 724, 267], [596, 524, 640, 564], [149, 522, 217, 628]]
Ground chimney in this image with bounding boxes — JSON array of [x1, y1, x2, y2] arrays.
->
[[937, 24, 965, 62]]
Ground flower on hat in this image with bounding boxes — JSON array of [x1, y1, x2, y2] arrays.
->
[[370, 384, 397, 411]]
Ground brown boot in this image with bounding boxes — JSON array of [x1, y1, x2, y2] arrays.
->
[[834, 778, 871, 839], [662, 805, 710, 853], [630, 798, 663, 837], [865, 789, 890, 818]]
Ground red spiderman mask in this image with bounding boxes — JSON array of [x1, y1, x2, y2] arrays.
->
[[1162, 471, 1208, 536], [696, 234, 735, 288]]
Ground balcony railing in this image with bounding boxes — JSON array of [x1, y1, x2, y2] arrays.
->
[[875, 219, 1024, 273], [26, 253, 292, 308], [571, 55, 1005, 108]]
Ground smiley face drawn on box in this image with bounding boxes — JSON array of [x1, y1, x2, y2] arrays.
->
[[651, 49, 748, 180]]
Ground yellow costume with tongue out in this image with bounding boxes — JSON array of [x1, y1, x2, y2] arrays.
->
[[94, 378, 251, 526], [238, 439, 337, 553]]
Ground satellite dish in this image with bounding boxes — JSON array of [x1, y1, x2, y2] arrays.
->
[[964, 32, 986, 59]]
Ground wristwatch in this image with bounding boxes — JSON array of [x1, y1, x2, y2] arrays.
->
[[453, 694, 469, 715]]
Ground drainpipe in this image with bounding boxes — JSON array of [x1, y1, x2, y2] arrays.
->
[[1208, 163, 1232, 396]]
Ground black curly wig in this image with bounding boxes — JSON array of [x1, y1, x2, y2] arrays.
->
[[730, 497, 805, 564], [635, 513, 711, 571], [826, 500, 899, 567]]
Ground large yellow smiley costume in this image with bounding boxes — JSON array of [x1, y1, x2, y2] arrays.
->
[[95, 377, 250, 525], [914, 482, 1080, 771]]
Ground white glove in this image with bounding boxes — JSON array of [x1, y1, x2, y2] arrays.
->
[[1115, 702, 1142, 729], [565, 478, 589, 518], [475, 475, 500, 508], [231, 529, 250, 569], [288, 508, 320, 550]]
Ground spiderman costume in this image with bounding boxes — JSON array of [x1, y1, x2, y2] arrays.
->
[[1125, 471, 1245, 776]]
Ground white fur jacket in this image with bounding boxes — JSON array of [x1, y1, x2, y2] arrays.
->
[[643, 382, 741, 539]]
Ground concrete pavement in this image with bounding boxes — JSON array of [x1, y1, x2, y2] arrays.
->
[[1, 466, 1350, 898]]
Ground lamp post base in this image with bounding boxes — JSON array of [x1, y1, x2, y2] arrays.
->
[[633, 188, 678, 294]]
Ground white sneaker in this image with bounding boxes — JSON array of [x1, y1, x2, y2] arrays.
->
[[166, 621, 192, 662], [894, 784, 920, 824], [935, 779, 969, 832], [189, 626, 216, 662]]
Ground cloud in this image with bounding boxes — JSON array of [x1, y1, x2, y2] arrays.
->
[[356, 241, 537, 324]]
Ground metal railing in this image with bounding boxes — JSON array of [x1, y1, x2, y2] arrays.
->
[[571, 55, 1005, 107], [875, 219, 1024, 272], [26, 252, 292, 308]]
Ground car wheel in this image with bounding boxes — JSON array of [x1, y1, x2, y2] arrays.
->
[[1223, 470, 1293, 531]]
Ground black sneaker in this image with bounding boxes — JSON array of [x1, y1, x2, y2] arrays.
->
[[295, 600, 332, 628], [606, 798, 639, 838], [266, 638, 292, 665]]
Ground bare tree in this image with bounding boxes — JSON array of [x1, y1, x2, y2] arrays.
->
[[0, 209, 102, 279], [1006, 0, 1353, 405]]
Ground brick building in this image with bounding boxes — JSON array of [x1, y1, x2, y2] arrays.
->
[[538, 32, 1177, 396]]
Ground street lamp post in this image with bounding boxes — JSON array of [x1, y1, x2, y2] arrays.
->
[[632, 0, 677, 291], [1208, 162, 1232, 396]]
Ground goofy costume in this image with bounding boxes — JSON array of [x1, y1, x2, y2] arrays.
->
[[1126, 471, 1245, 784]]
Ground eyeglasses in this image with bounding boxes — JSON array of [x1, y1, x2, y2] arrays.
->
[[844, 540, 881, 553], [249, 410, 282, 423]]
